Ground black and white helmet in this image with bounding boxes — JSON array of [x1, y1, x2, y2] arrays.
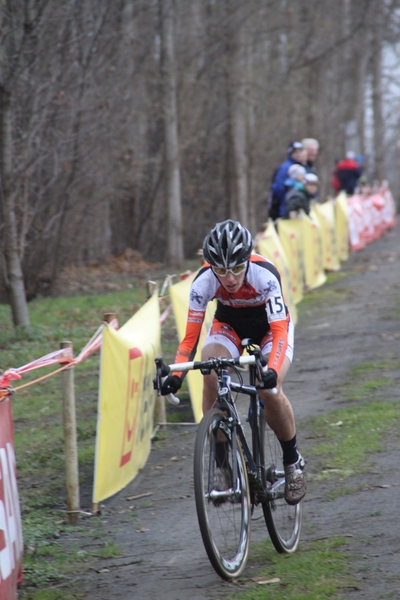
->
[[202, 219, 253, 268]]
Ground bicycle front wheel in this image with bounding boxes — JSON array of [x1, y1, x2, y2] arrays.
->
[[193, 408, 251, 580], [260, 417, 302, 553]]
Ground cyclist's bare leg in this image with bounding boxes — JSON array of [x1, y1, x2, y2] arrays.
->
[[201, 342, 232, 415], [258, 356, 296, 442]]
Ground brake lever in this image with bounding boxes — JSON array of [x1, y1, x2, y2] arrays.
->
[[154, 356, 170, 395]]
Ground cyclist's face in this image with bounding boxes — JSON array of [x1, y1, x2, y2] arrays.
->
[[215, 269, 246, 294]]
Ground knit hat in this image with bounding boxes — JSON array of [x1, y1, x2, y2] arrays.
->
[[287, 141, 304, 154], [288, 164, 306, 179], [303, 173, 319, 184]]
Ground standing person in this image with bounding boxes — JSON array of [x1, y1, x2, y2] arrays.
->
[[301, 138, 319, 174], [284, 173, 319, 218], [268, 141, 306, 221], [333, 151, 362, 195], [159, 220, 306, 505]]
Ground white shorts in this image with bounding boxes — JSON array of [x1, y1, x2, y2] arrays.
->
[[203, 316, 294, 362]]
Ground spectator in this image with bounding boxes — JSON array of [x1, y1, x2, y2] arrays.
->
[[332, 151, 362, 195], [280, 164, 307, 218], [284, 173, 319, 218], [301, 138, 319, 173], [268, 141, 306, 221]]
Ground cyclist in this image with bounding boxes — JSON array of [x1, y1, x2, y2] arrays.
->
[[160, 219, 306, 505]]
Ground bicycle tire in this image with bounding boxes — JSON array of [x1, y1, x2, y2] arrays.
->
[[193, 408, 251, 580], [260, 417, 302, 553]]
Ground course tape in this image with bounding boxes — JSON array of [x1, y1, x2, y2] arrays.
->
[[0, 300, 173, 396], [0, 317, 119, 393]]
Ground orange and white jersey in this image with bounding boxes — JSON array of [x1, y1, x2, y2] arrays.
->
[[174, 253, 292, 375]]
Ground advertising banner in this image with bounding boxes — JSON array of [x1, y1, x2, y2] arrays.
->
[[170, 273, 216, 423], [312, 202, 341, 271], [93, 294, 161, 504], [257, 221, 298, 324], [361, 194, 377, 243], [381, 188, 397, 229], [301, 212, 327, 290], [335, 192, 350, 262], [276, 218, 304, 304], [0, 396, 23, 600], [347, 194, 367, 251]]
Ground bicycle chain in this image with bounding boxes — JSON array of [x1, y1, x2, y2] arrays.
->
[[246, 468, 267, 505]]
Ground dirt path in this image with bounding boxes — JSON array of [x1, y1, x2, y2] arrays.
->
[[73, 223, 400, 600]]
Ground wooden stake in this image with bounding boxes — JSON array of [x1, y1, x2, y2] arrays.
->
[[60, 341, 80, 524]]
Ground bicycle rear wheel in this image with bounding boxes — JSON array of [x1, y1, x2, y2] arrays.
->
[[193, 408, 251, 580], [260, 417, 302, 553]]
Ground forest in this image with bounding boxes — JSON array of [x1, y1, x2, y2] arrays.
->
[[1, 0, 399, 325]]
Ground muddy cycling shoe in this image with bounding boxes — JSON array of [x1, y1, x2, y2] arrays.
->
[[284, 454, 306, 505]]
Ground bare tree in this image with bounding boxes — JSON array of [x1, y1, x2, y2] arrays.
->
[[1, 0, 400, 314], [0, 86, 30, 325], [160, 0, 183, 267], [371, 2, 386, 182]]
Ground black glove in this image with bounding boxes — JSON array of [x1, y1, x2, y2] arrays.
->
[[261, 368, 277, 389], [160, 375, 182, 396]]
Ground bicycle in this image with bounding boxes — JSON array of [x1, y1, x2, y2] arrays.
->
[[154, 339, 303, 580]]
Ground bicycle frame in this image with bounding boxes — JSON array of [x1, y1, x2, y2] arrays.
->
[[156, 348, 270, 502], [217, 372, 261, 487]]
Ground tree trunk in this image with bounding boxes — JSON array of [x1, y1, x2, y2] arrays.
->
[[371, 4, 386, 182], [0, 86, 30, 327], [160, 0, 184, 268]]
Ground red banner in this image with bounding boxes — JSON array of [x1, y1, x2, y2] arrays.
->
[[347, 189, 396, 252], [0, 396, 23, 599]]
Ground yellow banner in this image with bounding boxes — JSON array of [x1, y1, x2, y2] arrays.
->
[[170, 272, 216, 424], [302, 212, 326, 290], [335, 192, 350, 262], [276, 219, 304, 304], [312, 202, 341, 271], [93, 294, 160, 504], [257, 221, 297, 324]]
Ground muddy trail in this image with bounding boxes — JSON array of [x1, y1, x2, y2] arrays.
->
[[70, 224, 400, 600]]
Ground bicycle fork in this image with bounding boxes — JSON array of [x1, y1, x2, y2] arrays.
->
[[207, 416, 241, 503]]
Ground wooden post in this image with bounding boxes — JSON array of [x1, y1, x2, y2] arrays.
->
[[91, 313, 117, 515], [155, 392, 166, 426], [60, 341, 80, 524], [103, 312, 116, 325], [146, 280, 158, 298]]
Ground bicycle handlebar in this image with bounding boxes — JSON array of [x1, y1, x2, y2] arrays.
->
[[168, 354, 259, 372], [154, 354, 277, 402]]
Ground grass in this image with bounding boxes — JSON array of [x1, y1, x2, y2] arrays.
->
[[226, 537, 354, 600], [306, 358, 400, 475]]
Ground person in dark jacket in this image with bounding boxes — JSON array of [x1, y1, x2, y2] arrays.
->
[[284, 173, 319, 218], [332, 151, 362, 195], [268, 141, 306, 220], [279, 164, 306, 218]]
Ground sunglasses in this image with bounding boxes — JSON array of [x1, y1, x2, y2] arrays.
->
[[212, 262, 247, 277]]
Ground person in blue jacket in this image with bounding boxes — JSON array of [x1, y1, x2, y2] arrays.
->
[[268, 141, 306, 221]]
